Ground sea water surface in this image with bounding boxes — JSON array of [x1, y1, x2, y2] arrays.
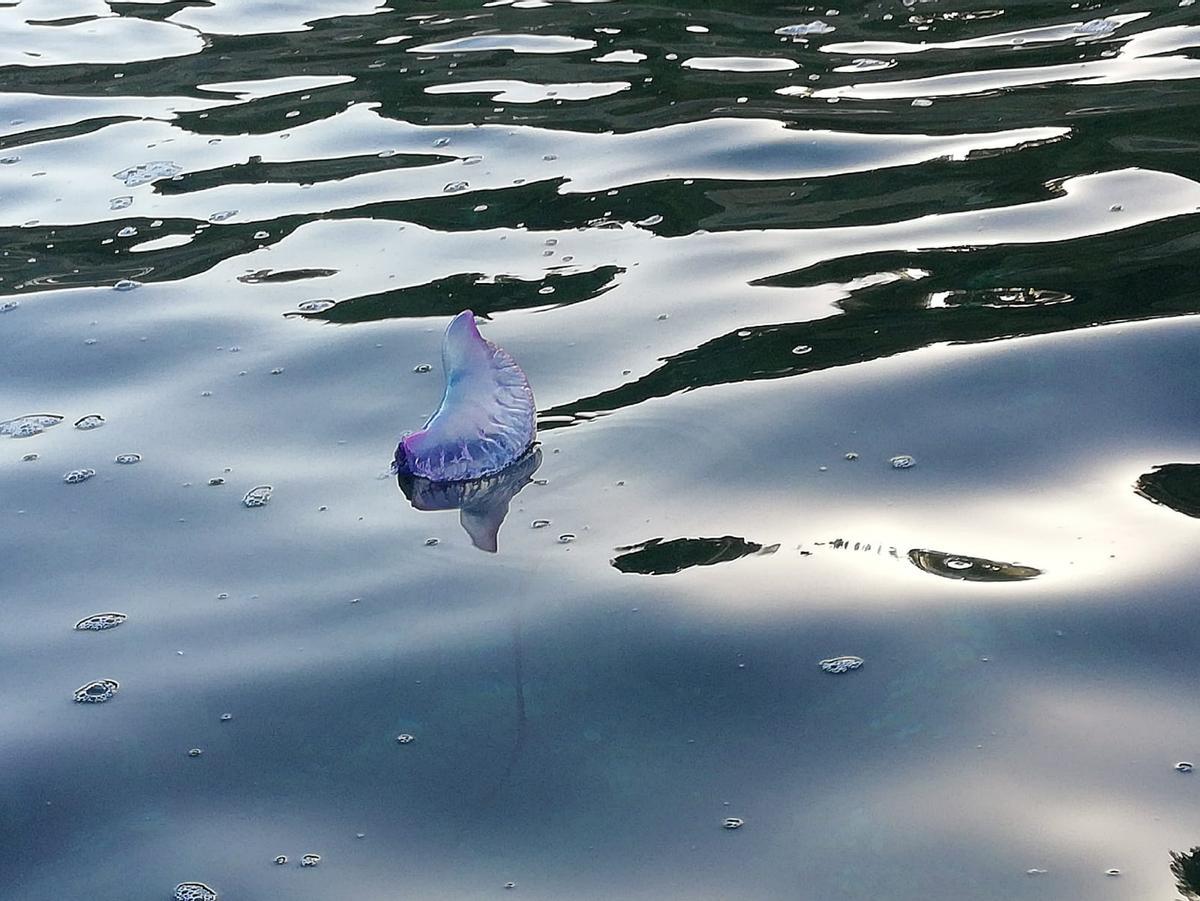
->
[[3, 1, 1200, 899]]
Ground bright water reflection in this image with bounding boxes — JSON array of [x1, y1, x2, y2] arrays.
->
[[3, 0, 1200, 898]]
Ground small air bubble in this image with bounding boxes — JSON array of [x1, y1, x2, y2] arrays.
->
[[722, 817, 744, 830], [113, 279, 141, 292], [443, 181, 469, 193], [209, 210, 237, 222], [558, 533, 576, 544], [1177, 762, 1194, 773], [413, 363, 432, 373], [424, 537, 440, 547], [187, 748, 203, 758], [396, 733, 415, 744], [531, 519, 550, 529]]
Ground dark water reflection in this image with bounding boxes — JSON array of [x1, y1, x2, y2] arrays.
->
[[5, 0, 1200, 899]]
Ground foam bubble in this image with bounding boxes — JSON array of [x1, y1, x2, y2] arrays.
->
[[242, 485, 272, 507], [113, 161, 182, 187], [174, 883, 218, 901], [63, 468, 97, 484], [819, 655, 864, 674], [74, 612, 127, 631], [0, 413, 63, 438], [74, 679, 120, 703]]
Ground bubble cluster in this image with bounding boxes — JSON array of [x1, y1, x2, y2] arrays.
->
[[209, 210, 237, 222], [113, 161, 182, 187], [242, 485, 272, 507], [74, 679, 120, 703], [74, 414, 105, 430], [838, 58, 897, 72], [115, 453, 142, 464], [63, 469, 97, 484], [819, 655, 864, 674], [443, 181, 469, 193], [173, 882, 218, 901], [0, 413, 63, 438], [74, 612, 127, 631], [296, 300, 334, 313], [396, 733, 415, 744], [109, 196, 133, 210], [301, 854, 321, 867], [775, 21, 835, 36], [0, 300, 18, 313], [889, 455, 915, 469], [1076, 18, 1118, 35]]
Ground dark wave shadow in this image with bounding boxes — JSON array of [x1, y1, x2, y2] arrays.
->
[[1135, 464, 1200, 519], [1173, 846, 1200, 900], [304, 265, 623, 323], [540, 217, 1200, 430], [611, 536, 777, 575], [396, 447, 542, 553]]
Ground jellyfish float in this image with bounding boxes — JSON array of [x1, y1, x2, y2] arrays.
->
[[394, 311, 540, 551], [394, 310, 536, 483]]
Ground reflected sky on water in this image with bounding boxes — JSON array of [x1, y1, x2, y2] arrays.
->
[[3, 0, 1200, 898]]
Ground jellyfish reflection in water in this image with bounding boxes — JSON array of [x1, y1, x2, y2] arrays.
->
[[1172, 846, 1200, 899], [397, 447, 542, 552], [907, 549, 1042, 582]]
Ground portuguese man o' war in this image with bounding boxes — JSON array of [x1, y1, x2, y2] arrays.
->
[[399, 446, 542, 552], [394, 311, 536, 483]]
